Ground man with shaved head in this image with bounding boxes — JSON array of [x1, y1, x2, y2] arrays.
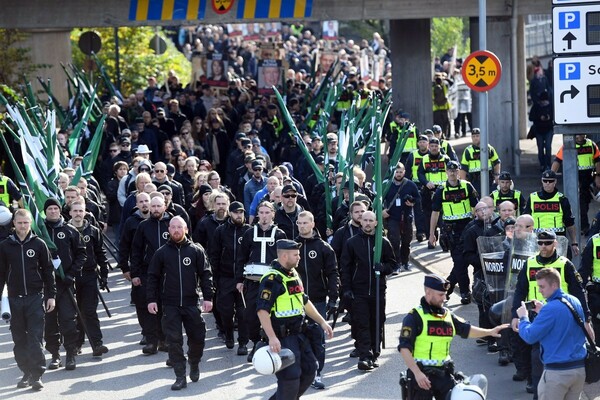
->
[[340, 210, 396, 371], [153, 161, 185, 206], [148, 217, 213, 390], [486, 201, 517, 237]]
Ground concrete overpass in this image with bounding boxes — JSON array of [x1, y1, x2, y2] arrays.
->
[[4, 0, 550, 177]]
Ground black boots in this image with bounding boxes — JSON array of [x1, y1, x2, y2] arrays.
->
[[171, 377, 187, 390], [65, 350, 76, 370], [48, 353, 62, 370], [189, 363, 200, 382]]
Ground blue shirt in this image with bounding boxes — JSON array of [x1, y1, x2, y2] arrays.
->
[[243, 177, 266, 214], [249, 186, 269, 217], [519, 289, 587, 368]]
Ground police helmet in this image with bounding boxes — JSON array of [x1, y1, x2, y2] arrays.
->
[[0, 206, 12, 226], [449, 383, 486, 400], [252, 346, 295, 375]]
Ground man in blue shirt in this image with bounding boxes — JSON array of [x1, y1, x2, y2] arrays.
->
[[517, 268, 590, 400]]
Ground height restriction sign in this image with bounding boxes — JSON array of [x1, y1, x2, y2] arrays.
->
[[461, 50, 502, 92]]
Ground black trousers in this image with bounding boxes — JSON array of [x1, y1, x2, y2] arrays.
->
[[132, 275, 160, 345], [162, 304, 206, 378], [386, 217, 413, 265], [242, 279, 261, 343], [217, 276, 248, 345], [75, 274, 103, 347], [352, 294, 386, 359], [270, 333, 317, 400], [407, 367, 455, 400], [44, 285, 79, 354], [445, 224, 470, 295], [10, 293, 46, 379]]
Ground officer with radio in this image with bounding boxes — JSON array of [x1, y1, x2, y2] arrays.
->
[[257, 239, 333, 400], [399, 274, 507, 400]]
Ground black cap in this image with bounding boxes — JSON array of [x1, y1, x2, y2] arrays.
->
[[198, 184, 213, 196], [282, 184, 297, 194], [315, 155, 325, 165], [424, 274, 451, 292], [537, 230, 557, 240], [119, 136, 131, 144], [229, 201, 245, 212], [418, 135, 429, 142], [447, 161, 461, 170], [157, 184, 172, 194], [504, 217, 516, 227], [251, 160, 264, 170], [343, 180, 358, 190], [542, 170, 558, 180], [276, 239, 302, 250], [244, 154, 256, 163], [241, 138, 252, 147], [423, 129, 433, 136], [235, 132, 247, 141], [429, 137, 440, 145], [432, 125, 442, 134], [171, 149, 181, 158], [498, 171, 512, 181], [166, 163, 176, 176], [44, 198, 61, 212]]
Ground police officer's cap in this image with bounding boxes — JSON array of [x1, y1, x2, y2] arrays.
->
[[537, 230, 556, 240], [277, 239, 301, 250], [432, 125, 442, 133], [447, 161, 461, 170], [418, 135, 429, 142], [541, 170, 558, 180], [498, 171, 512, 181], [423, 129, 433, 136], [424, 274, 450, 291], [429, 137, 440, 145], [229, 201, 245, 213]]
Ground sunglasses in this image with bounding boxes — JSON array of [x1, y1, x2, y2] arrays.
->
[[537, 240, 554, 246], [542, 179, 556, 184], [155, 169, 165, 173], [160, 192, 171, 196], [121, 143, 130, 146], [283, 194, 297, 198], [182, 131, 190, 135], [139, 168, 151, 173], [253, 167, 263, 171]]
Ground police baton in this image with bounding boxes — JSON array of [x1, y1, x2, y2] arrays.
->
[[65, 285, 97, 351]]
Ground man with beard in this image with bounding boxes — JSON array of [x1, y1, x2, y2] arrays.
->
[[193, 192, 229, 249], [244, 160, 266, 214], [0, 209, 55, 390], [118, 192, 150, 281], [209, 201, 252, 354], [274, 185, 304, 240], [158, 185, 190, 228], [340, 211, 396, 371], [43, 198, 87, 371], [69, 199, 110, 358], [147, 217, 213, 390], [236, 201, 286, 361], [295, 211, 339, 390], [131, 195, 172, 355]]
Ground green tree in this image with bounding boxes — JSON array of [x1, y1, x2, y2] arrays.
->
[[71, 27, 191, 96], [431, 17, 470, 61]]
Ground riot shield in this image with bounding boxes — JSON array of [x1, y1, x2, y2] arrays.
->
[[476, 236, 510, 306]]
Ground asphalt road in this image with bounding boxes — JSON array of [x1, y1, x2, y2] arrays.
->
[[0, 264, 554, 400]]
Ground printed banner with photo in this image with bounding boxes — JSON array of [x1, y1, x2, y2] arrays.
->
[[322, 20, 339, 41], [191, 52, 229, 94], [317, 50, 338, 74], [257, 59, 283, 96]]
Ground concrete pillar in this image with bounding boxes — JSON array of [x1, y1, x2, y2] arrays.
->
[[469, 17, 514, 171], [389, 19, 432, 132], [517, 16, 528, 140], [21, 29, 72, 107]]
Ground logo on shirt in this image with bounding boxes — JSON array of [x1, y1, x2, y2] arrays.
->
[[238, 237, 243, 244], [183, 257, 191, 266], [26, 249, 35, 258], [308, 250, 317, 259], [162, 232, 169, 240], [83, 235, 90, 243], [533, 202, 560, 213], [57, 232, 66, 239], [427, 320, 454, 337]]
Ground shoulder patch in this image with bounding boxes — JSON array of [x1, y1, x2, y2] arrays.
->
[[401, 326, 412, 338], [268, 274, 274, 280], [260, 289, 271, 300]]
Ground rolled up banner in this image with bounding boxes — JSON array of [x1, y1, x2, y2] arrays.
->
[[1, 288, 10, 323]]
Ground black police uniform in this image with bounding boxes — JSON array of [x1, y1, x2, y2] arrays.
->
[[209, 218, 252, 348], [580, 233, 600, 344], [73, 220, 110, 351], [44, 217, 87, 359], [0, 232, 55, 382], [256, 260, 318, 400], [399, 297, 472, 400], [147, 237, 213, 382]]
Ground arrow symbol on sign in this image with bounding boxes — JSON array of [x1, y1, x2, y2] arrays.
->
[[563, 32, 577, 50], [560, 85, 580, 103]]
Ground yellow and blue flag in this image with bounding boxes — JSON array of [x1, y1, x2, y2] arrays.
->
[[236, 0, 313, 19], [129, 0, 207, 21]]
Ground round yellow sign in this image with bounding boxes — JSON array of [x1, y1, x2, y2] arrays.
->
[[461, 50, 502, 92], [212, 0, 234, 15]]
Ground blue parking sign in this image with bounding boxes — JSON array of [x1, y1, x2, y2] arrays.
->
[[559, 62, 581, 80], [558, 11, 580, 29]]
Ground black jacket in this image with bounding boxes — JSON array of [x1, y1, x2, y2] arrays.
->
[[208, 219, 251, 281], [0, 232, 56, 300], [118, 210, 147, 273], [193, 213, 226, 250], [147, 238, 213, 306], [340, 230, 396, 296], [274, 205, 303, 240], [461, 219, 486, 272], [331, 222, 361, 261], [295, 231, 339, 303], [235, 224, 286, 283], [45, 217, 87, 284], [130, 212, 172, 278], [72, 220, 109, 278]]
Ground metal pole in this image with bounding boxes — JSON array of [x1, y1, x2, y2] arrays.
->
[[562, 135, 580, 265], [511, 0, 520, 176], [114, 27, 121, 92], [479, 0, 490, 196]]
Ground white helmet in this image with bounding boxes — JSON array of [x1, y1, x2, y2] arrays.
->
[[449, 383, 486, 400], [0, 206, 12, 226], [252, 346, 295, 375]]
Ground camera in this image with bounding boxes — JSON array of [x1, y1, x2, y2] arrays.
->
[[524, 301, 536, 311], [404, 194, 415, 203]]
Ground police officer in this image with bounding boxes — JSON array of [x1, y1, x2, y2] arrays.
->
[[208, 201, 252, 354], [383, 163, 420, 273], [0, 209, 55, 390], [236, 201, 286, 361], [524, 170, 579, 256], [576, 231, 600, 343], [147, 216, 213, 390], [418, 137, 451, 248], [69, 199, 110, 357], [256, 239, 334, 400], [399, 274, 507, 400], [405, 135, 429, 241], [551, 134, 600, 234], [459, 128, 501, 194], [429, 161, 479, 304], [510, 230, 592, 397], [295, 211, 339, 389], [432, 125, 458, 162], [0, 167, 24, 208], [490, 171, 526, 215], [43, 198, 87, 371], [130, 195, 172, 354], [386, 111, 417, 164], [340, 210, 396, 370]]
